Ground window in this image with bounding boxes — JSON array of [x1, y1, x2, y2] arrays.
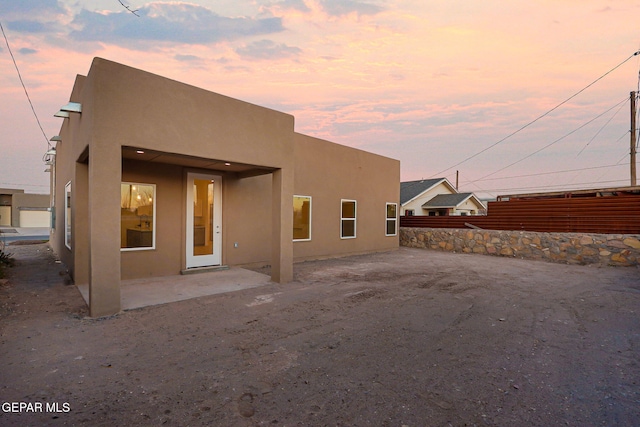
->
[[121, 183, 156, 250], [293, 195, 312, 241], [64, 181, 71, 249], [386, 203, 397, 236], [405, 209, 414, 216], [341, 199, 356, 239], [51, 161, 56, 230]]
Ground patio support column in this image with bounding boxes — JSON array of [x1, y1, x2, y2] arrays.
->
[[271, 168, 293, 283], [87, 143, 121, 317]]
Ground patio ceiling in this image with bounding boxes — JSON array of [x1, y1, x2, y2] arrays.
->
[[122, 146, 277, 178]]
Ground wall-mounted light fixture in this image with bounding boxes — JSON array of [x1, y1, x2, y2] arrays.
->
[[54, 102, 82, 118], [44, 147, 56, 166]]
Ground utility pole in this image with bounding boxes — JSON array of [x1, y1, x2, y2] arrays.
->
[[456, 170, 459, 191], [631, 91, 637, 186]]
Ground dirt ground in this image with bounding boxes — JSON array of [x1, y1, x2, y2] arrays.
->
[[1, 242, 639, 427]]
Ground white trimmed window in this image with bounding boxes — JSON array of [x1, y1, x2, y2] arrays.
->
[[121, 183, 156, 250], [293, 195, 312, 241], [64, 181, 71, 249], [386, 203, 397, 236], [341, 199, 356, 239]]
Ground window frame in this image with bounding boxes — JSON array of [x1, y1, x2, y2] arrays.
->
[[385, 202, 398, 236], [293, 195, 312, 242], [340, 199, 357, 239], [64, 181, 71, 249], [120, 182, 157, 252]]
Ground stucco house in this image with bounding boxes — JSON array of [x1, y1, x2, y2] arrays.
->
[[49, 58, 400, 317], [400, 178, 485, 216], [0, 188, 50, 227]]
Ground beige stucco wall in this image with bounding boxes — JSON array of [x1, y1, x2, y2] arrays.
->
[[11, 193, 50, 227], [18, 210, 50, 227], [120, 159, 183, 279], [49, 74, 89, 275], [89, 58, 295, 169], [292, 133, 400, 260], [223, 174, 273, 267], [115, 134, 400, 278], [119, 161, 277, 280], [0, 206, 10, 226], [117, 136, 400, 278], [0, 190, 49, 227], [401, 181, 456, 215]]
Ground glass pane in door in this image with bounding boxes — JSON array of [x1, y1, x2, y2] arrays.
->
[[193, 178, 214, 256]]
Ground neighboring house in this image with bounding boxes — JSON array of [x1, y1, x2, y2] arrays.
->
[[400, 178, 486, 216], [49, 58, 400, 317], [0, 188, 50, 227]]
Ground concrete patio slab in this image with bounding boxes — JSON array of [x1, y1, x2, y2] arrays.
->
[[76, 267, 272, 311]]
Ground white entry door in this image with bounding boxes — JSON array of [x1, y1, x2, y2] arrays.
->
[[186, 173, 222, 268]]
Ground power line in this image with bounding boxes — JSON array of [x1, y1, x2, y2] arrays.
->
[[461, 163, 626, 184], [470, 97, 629, 183], [479, 179, 629, 194], [460, 133, 630, 194], [0, 21, 50, 148], [576, 97, 627, 157], [117, 0, 140, 17], [431, 50, 640, 178], [455, 171, 497, 199], [573, 131, 630, 186]]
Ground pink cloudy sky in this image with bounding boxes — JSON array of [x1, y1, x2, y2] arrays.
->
[[1, 0, 639, 198]]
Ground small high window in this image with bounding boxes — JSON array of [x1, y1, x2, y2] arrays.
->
[[121, 183, 156, 250], [386, 203, 397, 236], [341, 199, 356, 239], [293, 195, 312, 241]]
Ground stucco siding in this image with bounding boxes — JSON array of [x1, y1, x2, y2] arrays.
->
[[120, 159, 183, 280], [223, 174, 272, 266], [87, 58, 294, 170], [293, 133, 400, 261]]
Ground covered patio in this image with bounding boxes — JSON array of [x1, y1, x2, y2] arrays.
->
[[76, 267, 272, 311]]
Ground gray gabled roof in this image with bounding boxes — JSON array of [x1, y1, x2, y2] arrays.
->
[[421, 193, 475, 208], [400, 178, 446, 204]]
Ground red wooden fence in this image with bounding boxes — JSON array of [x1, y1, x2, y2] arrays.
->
[[400, 195, 640, 234]]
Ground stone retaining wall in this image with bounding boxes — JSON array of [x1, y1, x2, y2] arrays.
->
[[400, 227, 640, 267]]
